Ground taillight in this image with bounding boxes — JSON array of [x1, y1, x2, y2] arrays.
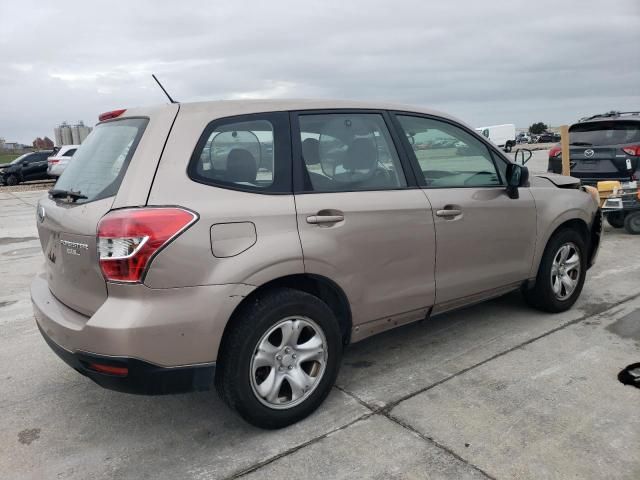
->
[[549, 145, 562, 158], [97, 208, 197, 283], [622, 145, 640, 156], [98, 109, 126, 121], [48, 159, 59, 165]]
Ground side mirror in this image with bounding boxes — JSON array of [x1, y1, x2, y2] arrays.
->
[[506, 164, 529, 199], [514, 148, 532, 165]]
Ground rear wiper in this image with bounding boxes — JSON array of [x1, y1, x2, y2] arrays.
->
[[48, 188, 88, 202], [570, 142, 593, 146]]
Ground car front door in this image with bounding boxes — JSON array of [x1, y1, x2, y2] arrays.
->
[[292, 111, 436, 340], [23, 153, 48, 180], [393, 114, 537, 313]]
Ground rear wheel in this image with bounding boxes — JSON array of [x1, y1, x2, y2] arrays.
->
[[504, 142, 513, 153], [216, 288, 342, 429], [5, 175, 18, 186], [523, 228, 587, 313], [606, 212, 625, 229], [624, 211, 640, 235]]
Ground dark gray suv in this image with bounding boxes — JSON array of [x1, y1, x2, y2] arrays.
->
[[547, 112, 640, 184]]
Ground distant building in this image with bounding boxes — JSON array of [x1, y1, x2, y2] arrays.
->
[[33, 137, 54, 150], [54, 121, 92, 146]]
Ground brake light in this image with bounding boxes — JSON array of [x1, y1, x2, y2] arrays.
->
[[98, 109, 126, 122], [622, 145, 640, 156], [48, 159, 59, 165], [97, 208, 197, 283], [549, 145, 562, 158]]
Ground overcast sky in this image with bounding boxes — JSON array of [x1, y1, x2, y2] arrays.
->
[[1, 0, 639, 143]]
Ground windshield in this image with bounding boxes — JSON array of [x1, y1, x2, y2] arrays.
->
[[54, 118, 148, 203], [569, 121, 640, 146], [8, 153, 30, 165]]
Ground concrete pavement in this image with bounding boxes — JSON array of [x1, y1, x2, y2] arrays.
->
[[1, 189, 639, 479]]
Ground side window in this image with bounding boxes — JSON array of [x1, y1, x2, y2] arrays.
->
[[190, 117, 279, 191], [297, 113, 407, 192], [63, 149, 77, 157], [396, 115, 503, 188]]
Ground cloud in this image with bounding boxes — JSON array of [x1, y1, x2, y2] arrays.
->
[[0, 0, 638, 142]]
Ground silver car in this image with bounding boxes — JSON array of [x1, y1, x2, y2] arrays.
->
[[47, 144, 79, 176], [32, 100, 602, 428]]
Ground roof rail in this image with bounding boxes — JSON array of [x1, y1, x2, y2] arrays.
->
[[579, 111, 640, 122]]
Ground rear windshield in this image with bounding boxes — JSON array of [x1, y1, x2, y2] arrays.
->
[[54, 118, 148, 203], [569, 120, 640, 146]]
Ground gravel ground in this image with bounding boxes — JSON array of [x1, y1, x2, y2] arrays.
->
[[0, 180, 55, 193]]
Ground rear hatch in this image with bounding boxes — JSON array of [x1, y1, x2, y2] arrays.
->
[[36, 106, 178, 316], [568, 120, 640, 178]]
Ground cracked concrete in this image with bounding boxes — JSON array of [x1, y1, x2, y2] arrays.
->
[[1, 189, 639, 479]]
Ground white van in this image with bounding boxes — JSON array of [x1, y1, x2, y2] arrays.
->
[[475, 124, 516, 152]]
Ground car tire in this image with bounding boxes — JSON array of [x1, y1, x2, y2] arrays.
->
[[504, 142, 513, 153], [5, 175, 19, 186], [605, 212, 625, 229], [216, 288, 343, 429], [624, 211, 640, 235], [523, 228, 587, 313]]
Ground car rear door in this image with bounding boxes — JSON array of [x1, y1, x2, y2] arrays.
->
[[292, 110, 435, 338], [392, 113, 537, 313]]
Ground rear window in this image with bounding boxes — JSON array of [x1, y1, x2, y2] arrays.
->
[[54, 118, 148, 203], [569, 121, 640, 146]]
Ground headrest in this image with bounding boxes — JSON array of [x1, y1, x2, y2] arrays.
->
[[344, 138, 377, 171], [302, 138, 320, 165], [226, 148, 257, 183]]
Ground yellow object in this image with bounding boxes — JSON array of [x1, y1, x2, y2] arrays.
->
[[597, 180, 621, 206]]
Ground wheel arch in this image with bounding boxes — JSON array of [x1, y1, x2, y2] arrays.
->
[[217, 273, 353, 362], [530, 214, 591, 280]]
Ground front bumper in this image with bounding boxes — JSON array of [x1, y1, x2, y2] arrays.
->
[[588, 208, 603, 268], [31, 271, 255, 393]]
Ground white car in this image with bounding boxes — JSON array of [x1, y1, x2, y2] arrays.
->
[[47, 145, 78, 177]]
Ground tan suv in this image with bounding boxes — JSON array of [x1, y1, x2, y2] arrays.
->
[[32, 100, 602, 428]]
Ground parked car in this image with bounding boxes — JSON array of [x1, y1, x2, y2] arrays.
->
[[475, 124, 516, 152], [537, 132, 560, 143], [32, 100, 602, 429], [516, 132, 531, 144], [47, 145, 78, 177], [548, 112, 640, 185], [0, 150, 53, 186]]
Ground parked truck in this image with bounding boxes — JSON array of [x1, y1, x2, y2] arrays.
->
[[476, 124, 517, 152]]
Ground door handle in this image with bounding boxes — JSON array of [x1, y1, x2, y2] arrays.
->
[[435, 209, 462, 217], [306, 214, 344, 224]]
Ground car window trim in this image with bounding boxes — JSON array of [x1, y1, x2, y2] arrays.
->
[[389, 111, 512, 189], [187, 111, 292, 195], [290, 108, 419, 194]]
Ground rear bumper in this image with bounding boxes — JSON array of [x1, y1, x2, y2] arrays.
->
[[31, 271, 254, 391], [37, 321, 215, 394]]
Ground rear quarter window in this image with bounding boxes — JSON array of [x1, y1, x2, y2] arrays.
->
[[54, 118, 148, 203]]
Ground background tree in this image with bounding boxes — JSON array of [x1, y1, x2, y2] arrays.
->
[[528, 122, 548, 134]]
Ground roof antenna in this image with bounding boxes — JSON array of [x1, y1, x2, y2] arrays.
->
[[152, 74, 177, 104]]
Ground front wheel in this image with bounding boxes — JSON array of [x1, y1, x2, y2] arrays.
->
[[5, 174, 19, 186], [216, 288, 342, 429], [624, 211, 640, 235], [523, 228, 587, 313]]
